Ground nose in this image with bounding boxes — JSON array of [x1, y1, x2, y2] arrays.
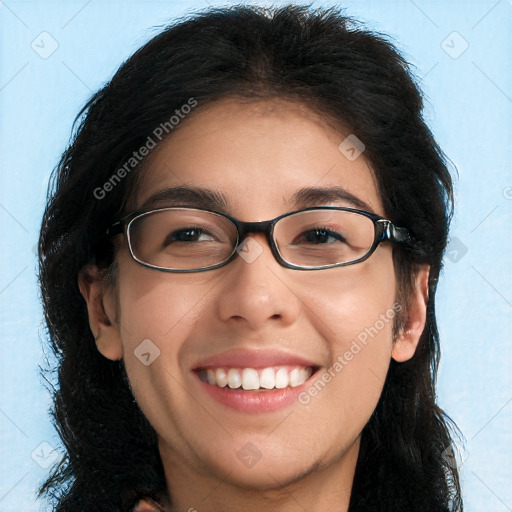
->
[[215, 233, 302, 331]]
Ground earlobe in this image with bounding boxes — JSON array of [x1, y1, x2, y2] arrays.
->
[[78, 264, 124, 361], [391, 265, 430, 363]]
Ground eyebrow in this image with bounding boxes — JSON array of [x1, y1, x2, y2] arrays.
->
[[139, 186, 229, 212], [138, 185, 373, 213], [292, 186, 373, 212]]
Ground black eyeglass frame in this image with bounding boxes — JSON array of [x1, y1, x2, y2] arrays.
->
[[106, 205, 416, 272]]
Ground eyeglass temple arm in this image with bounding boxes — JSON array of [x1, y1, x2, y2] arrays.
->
[[378, 219, 418, 247], [105, 221, 123, 237]]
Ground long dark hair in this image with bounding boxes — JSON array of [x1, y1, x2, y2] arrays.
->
[[38, 4, 462, 511]]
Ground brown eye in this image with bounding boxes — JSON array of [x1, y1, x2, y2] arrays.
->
[[164, 227, 216, 245], [294, 228, 348, 245]]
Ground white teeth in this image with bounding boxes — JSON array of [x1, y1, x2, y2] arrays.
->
[[227, 368, 241, 389], [200, 365, 313, 390], [275, 368, 289, 389], [289, 368, 301, 387], [242, 368, 259, 390], [215, 368, 228, 387], [259, 367, 275, 389]]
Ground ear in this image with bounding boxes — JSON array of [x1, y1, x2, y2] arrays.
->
[[391, 265, 430, 363], [78, 264, 124, 361]]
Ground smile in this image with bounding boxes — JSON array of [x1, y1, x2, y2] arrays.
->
[[191, 349, 321, 413], [197, 366, 313, 390]]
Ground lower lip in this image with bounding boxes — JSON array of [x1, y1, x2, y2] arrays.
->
[[193, 372, 316, 413]]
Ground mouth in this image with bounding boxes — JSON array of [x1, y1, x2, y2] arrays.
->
[[191, 350, 321, 413], [196, 365, 315, 391]]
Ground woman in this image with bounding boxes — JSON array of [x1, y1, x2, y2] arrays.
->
[[38, 4, 463, 511]]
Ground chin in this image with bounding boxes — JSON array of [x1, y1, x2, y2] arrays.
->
[[223, 463, 315, 490], [201, 446, 322, 490]]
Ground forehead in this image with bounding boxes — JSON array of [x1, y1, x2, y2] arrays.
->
[[134, 98, 384, 218]]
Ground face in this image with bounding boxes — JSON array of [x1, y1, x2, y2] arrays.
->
[[80, 98, 427, 504]]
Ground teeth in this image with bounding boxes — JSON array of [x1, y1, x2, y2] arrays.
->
[[200, 366, 312, 390], [289, 368, 301, 387], [242, 368, 259, 390], [227, 368, 241, 389], [259, 368, 275, 389], [215, 368, 228, 387], [275, 368, 288, 389], [206, 369, 216, 385]]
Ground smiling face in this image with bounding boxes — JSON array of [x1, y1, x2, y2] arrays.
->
[[79, 97, 428, 510]]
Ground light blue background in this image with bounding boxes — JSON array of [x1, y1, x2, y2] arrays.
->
[[1, 1, 511, 511]]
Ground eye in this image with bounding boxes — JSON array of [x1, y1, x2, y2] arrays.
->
[[164, 226, 217, 244], [296, 227, 347, 245]]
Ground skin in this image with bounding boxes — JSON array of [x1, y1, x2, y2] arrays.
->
[[79, 98, 429, 512]]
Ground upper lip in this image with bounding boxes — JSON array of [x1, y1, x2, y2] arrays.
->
[[192, 349, 320, 371]]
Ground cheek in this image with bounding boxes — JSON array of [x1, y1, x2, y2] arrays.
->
[[115, 252, 218, 344], [113, 256, 217, 397], [294, 250, 397, 439], [301, 247, 397, 349], [113, 260, 220, 445]]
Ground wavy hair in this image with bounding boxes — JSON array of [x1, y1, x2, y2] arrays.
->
[[38, 4, 463, 511]]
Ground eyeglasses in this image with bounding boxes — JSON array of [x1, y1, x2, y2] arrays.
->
[[106, 205, 415, 272]]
